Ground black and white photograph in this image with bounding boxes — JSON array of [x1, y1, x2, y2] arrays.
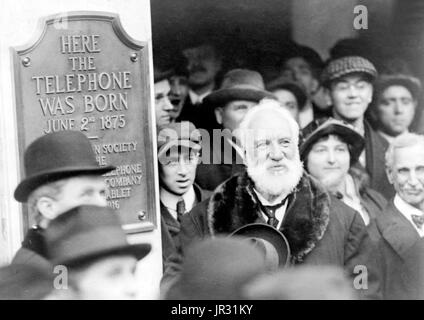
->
[[0, 0, 424, 305]]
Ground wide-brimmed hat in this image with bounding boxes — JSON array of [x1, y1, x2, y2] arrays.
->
[[266, 77, 308, 109], [300, 118, 365, 165], [14, 131, 115, 202], [374, 74, 422, 101], [44, 205, 151, 267], [203, 69, 276, 108], [230, 223, 291, 268], [164, 237, 268, 300], [321, 56, 377, 88], [157, 121, 201, 160]]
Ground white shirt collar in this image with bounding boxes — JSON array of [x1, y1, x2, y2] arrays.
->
[[340, 174, 370, 225], [188, 89, 211, 105], [160, 186, 196, 220], [254, 189, 288, 230], [378, 130, 409, 144], [394, 194, 424, 237], [298, 103, 314, 129]]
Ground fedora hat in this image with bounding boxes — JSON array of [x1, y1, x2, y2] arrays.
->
[[300, 117, 365, 165], [14, 130, 115, 202], [230, 223, 291, 268], [44, 205, 151, 267], [165, 237, 268, 300], [204, 69, 276, 108]]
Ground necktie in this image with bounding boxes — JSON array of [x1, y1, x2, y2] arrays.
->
[[261, 201, 286, 228], [176, 198, 186, 223], [411, 214, 424, 229]]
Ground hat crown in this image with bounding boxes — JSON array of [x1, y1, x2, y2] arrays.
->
[[322, 55, 377, 85], [45, 205, 130, 264], [219, 69, 265, 90], [24, 131, 99, 178], [172, 237, 267, 299]]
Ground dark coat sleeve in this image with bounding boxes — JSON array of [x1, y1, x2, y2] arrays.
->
[[179, 199, 211, 253], [344, 212, 383, 299]]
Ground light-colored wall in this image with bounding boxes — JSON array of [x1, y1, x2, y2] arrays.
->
[[0, 0, 162, 299], [291, 0, 359, 60]]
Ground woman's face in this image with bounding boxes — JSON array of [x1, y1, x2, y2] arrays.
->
[[306, 135, 350, 191]]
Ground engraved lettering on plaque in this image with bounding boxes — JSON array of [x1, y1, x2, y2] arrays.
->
[[13, 12, 156, 233]]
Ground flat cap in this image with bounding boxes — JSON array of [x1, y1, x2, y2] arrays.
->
[[322, 56, 377, 87]]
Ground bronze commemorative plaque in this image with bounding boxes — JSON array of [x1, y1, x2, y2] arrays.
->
[[12, 12, 156, 233]]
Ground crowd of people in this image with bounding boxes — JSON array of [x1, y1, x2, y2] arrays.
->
[[1, 37, 424, 300]]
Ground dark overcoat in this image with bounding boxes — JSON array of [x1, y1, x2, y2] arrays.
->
[[177, 171, 382, 299], [160, 183, 211, 266], [376, 200, 424, 299]]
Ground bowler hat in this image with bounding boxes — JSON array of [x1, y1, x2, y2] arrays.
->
[[14, 131, 115, 202], [203, 69, 276, 108], [157, 121, 201, 160], [300, 118, 365, 165], [375, 74, 422, 101], [44, 205, 151, 267], [321, 56, 377, 88], [230, 223, 291, 268], [266, 77, 308, 109], [165, 237, 268, 300]]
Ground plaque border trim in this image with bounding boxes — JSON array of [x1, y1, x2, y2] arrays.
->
[[11, 11, 157, 234]]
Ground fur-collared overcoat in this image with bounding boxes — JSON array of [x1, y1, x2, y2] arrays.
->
[[179, 171, 382, 299]]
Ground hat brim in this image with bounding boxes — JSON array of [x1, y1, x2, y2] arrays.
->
[[204, 88, 276, 108], [14, 165, 115, 203], [54, 243, 152, 267], [230, 223, 291, 267], [300, 123, 365, 164], [157, 140, 201, 159], [376, 77, 421, 100]]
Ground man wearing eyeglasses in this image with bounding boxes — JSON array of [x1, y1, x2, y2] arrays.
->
[[157, 122, 210, 266], [322, 56, 393, 200]]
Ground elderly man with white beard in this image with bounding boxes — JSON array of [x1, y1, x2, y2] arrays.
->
[[173, 99, 382, 299]]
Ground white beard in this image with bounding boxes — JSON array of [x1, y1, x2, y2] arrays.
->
[[246, 156, 304, 200]]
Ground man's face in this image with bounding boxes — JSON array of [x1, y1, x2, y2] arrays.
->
[[245, 110, 303, 197], [183, 44, 222, 88], [72, 255, 139, 300], [159, 149, 199, 196], [388, 145, 424, 209], [376, 85, 416, 136], [306, 135, 350, 191], [330, 74, 373, 122], [272, 89, 299, 122], [154, 79, 173, 126], [48, 175, 108, 220], [215, 100, 256, 131], [281, 57, 318, 97], [168, 75, 189, 120]]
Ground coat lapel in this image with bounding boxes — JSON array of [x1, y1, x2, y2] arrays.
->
[[378, 201, 421, 260]]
